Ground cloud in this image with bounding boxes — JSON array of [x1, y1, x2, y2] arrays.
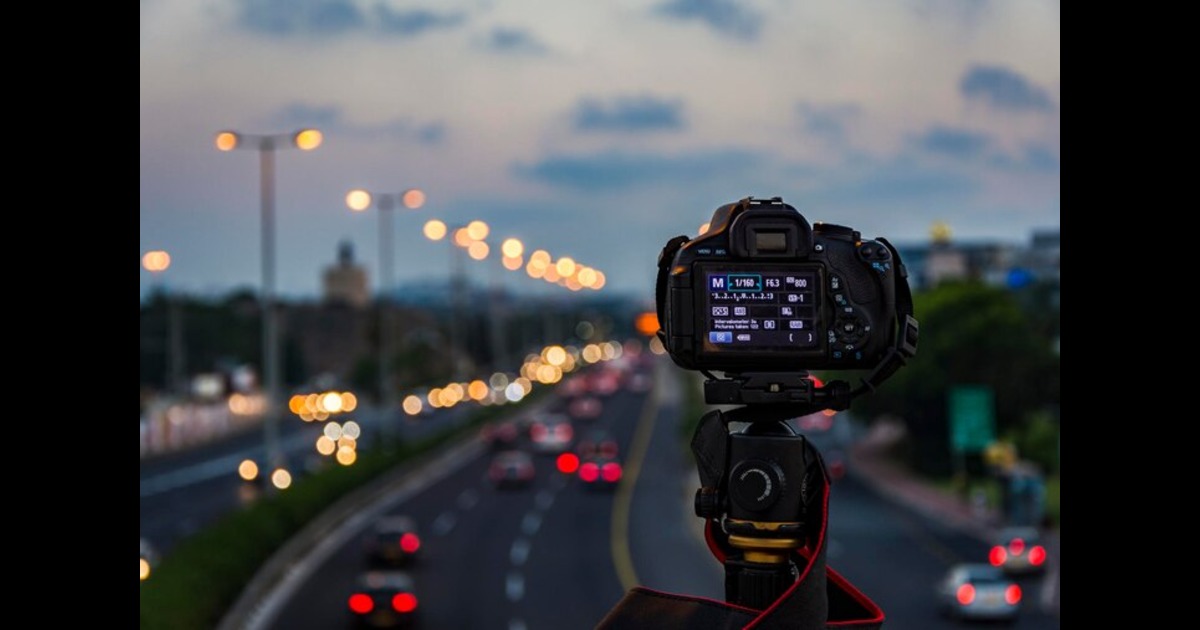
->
[[987, 142, 1060, 174], [373, 4, 465, 36], [235, 0, 464, 38], [516, 149, 763, 191], [799, 154, 981, 207], [654, 0, 762, 40], [268, 102, 448, 145], [572, 95, 686, 133], [483, 27, 548, 54], [960, 64, 1054, 112], [912, 126, 991, 159], [796, 102, 862, 145]]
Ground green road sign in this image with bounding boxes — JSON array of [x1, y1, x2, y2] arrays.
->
[[949, 385, 995, 453]]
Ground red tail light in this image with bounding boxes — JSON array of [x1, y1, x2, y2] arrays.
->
[[557, 452, 580, 474], [989, 545, 1007, 566], [400, 533, 421, 553], [531, 424, 547, 440], [1005, 584, 1022, 605], [557, 424, 574, 441], [392, 592, 418, 613], [1029, 545, 1047, 566], [601, 462, 622, 482], [600, 441, 618, 458], [1008, 538, 1025, 555], [349, 593, 374, 614], [956, 584, 975, 605], [579, 462, 600, 482]]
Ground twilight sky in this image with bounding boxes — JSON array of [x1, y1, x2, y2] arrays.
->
[[139, 0, 1059, 302]]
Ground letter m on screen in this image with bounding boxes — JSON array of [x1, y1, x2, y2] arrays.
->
[[709, 276, 726, 290]]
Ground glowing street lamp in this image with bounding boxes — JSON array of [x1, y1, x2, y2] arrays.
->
[[142, 250, 184, 396], [423, 219, 492, 379], [345, 187, 426, 444], [215, 128, 322, 471]]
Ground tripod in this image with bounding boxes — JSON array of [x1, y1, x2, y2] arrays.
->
[[691, 372, 851, 610]]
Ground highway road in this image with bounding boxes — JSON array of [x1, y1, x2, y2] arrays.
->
[[248, 357, 1060, 629], [139, 394, 469, 554]]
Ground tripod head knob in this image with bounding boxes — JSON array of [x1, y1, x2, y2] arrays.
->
[[694, 486, 722, 519], [728, 458, 788, 514]]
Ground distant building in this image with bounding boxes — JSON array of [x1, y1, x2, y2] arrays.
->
[[323, 241, 369, 308], [894, 226, 1060, 292]]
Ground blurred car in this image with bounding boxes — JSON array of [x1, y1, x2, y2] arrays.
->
[[364, 516, 422, 567], [140, 537, 159, 582], [989, 526, 1048, 575], [578, 455, 623, 492], [568, 395, 603, 420], [625, 371, 653, 393], [576, 429, 619, 460], [348, 570, 420, 628], [936, 564, 1021, 623], [489, 450, 536, 489], [480, 420, 521, 451], [585, 369, 621, 396], [529, 413, 574, 455]]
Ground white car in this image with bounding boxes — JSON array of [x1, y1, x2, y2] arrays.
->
[[936, 563, 1021, 623]]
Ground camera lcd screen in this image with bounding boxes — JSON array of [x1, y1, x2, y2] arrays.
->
[[700, 265, 821, 352]]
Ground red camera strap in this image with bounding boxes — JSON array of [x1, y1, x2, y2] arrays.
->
[[595, 446, 884, 630]]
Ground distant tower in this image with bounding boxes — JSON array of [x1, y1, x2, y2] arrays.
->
[[323, 241, 369, 307], [925, 220, 967, 286]]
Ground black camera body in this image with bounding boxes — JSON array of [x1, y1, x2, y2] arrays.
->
[[659, 196, 899, 373]]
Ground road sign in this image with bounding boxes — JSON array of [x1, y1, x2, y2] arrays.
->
[[949, 385, 995, 453]]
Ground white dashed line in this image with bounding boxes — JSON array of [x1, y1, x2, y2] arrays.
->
[[457, 489, 479, 510], [432, 511, 457, 536], [510, 537, 531, 566], [520, 512, 542, 536], [535, 489, 555, 510], [506, 571, 525, 602], [508, 619, 527, 630]]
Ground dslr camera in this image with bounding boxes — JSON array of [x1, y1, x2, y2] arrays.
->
[[659, 196, 903, 373]]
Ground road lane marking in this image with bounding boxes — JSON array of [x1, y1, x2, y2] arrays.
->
[[535, 489, 555, 510], [457, 489, 479, 510], [506, 571, 525, 602], [609, 373, 662, 592], [236, 438, 484, 630], [510, 537, 531, 566], [520, 512, 542, 536], [432, 511, 457, 536]]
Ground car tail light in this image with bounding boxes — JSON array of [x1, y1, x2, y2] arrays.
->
[[1029, 545, 1047, 566], [579, 462, 600, 482], [600, 442, 618, 458], [557, 452, 580, 474], [531, 424, 547, 440], [557, 424, 574, 441], [392, 592, 418, 613], [1008, 538, 1025, 555], [956, 584, 975, 605], [828, 461, 845, 479], [1005, 584, 1022, 605], [601, 462, 622, 482], [349, 593, 374, 614], [989, 545, 1007, 566], [400, 533, 421, 553]]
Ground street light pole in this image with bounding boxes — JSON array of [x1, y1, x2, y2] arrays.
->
[[347, 188, 426, 444], [142, 250, 182, 395], [216, 128, 322, 471]]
